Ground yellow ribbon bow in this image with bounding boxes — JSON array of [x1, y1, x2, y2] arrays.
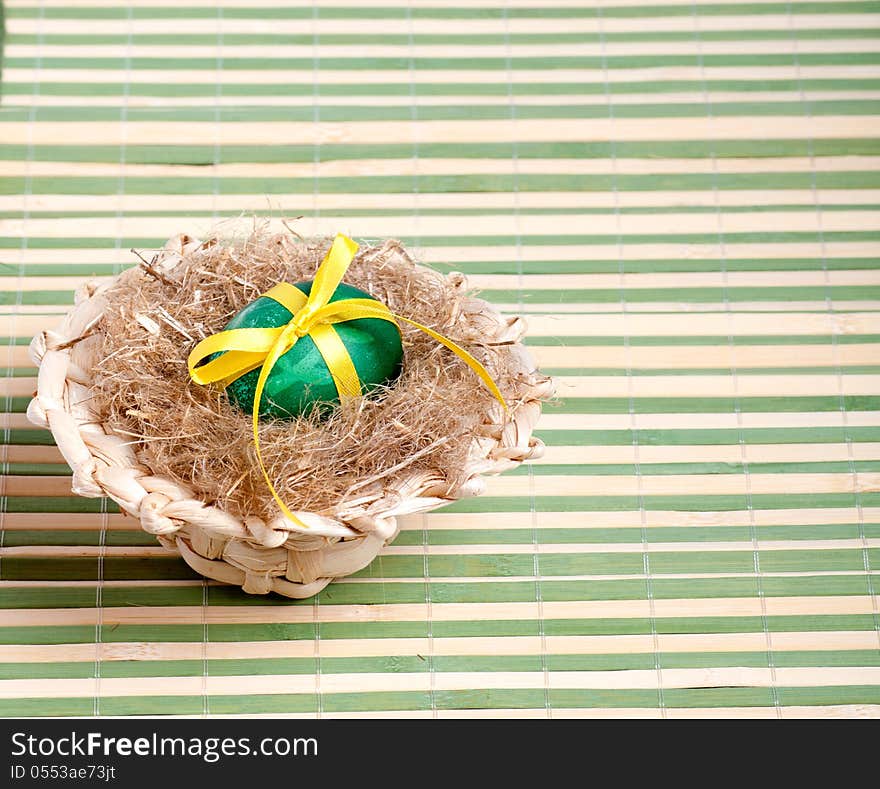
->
[[188, 233, 507, 528]]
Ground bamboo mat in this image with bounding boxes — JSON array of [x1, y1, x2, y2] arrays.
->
[[0, 0, 879, 719]]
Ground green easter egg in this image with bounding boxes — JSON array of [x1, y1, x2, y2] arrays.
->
[[219, 281, 403, 419]]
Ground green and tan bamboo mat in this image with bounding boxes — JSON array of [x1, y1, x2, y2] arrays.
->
[[0, 0, 879, 718]]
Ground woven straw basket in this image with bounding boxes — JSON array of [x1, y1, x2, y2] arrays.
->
[[27, 233, 552, 598]]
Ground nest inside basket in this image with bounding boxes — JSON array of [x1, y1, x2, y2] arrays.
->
[[91, 230, 537, 522]]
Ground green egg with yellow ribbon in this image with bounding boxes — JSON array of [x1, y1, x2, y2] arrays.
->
[[218, 280, 404, 419], [188, 233, 507, 525]]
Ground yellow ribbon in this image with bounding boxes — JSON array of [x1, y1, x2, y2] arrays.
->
[[188, 233, 507, 528]]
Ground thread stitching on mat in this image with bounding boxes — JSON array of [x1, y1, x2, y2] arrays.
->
[[785, 2, 880, 655], [597, 0, 666, 716], [691, 1, 781, 714]]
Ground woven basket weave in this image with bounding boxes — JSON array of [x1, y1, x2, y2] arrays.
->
[[26, 233, 553, 598]]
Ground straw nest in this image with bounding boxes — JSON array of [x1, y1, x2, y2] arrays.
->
[[27, 230, 553, 598]]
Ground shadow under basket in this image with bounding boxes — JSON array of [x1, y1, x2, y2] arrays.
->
[[27, 233, 553, 598]]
